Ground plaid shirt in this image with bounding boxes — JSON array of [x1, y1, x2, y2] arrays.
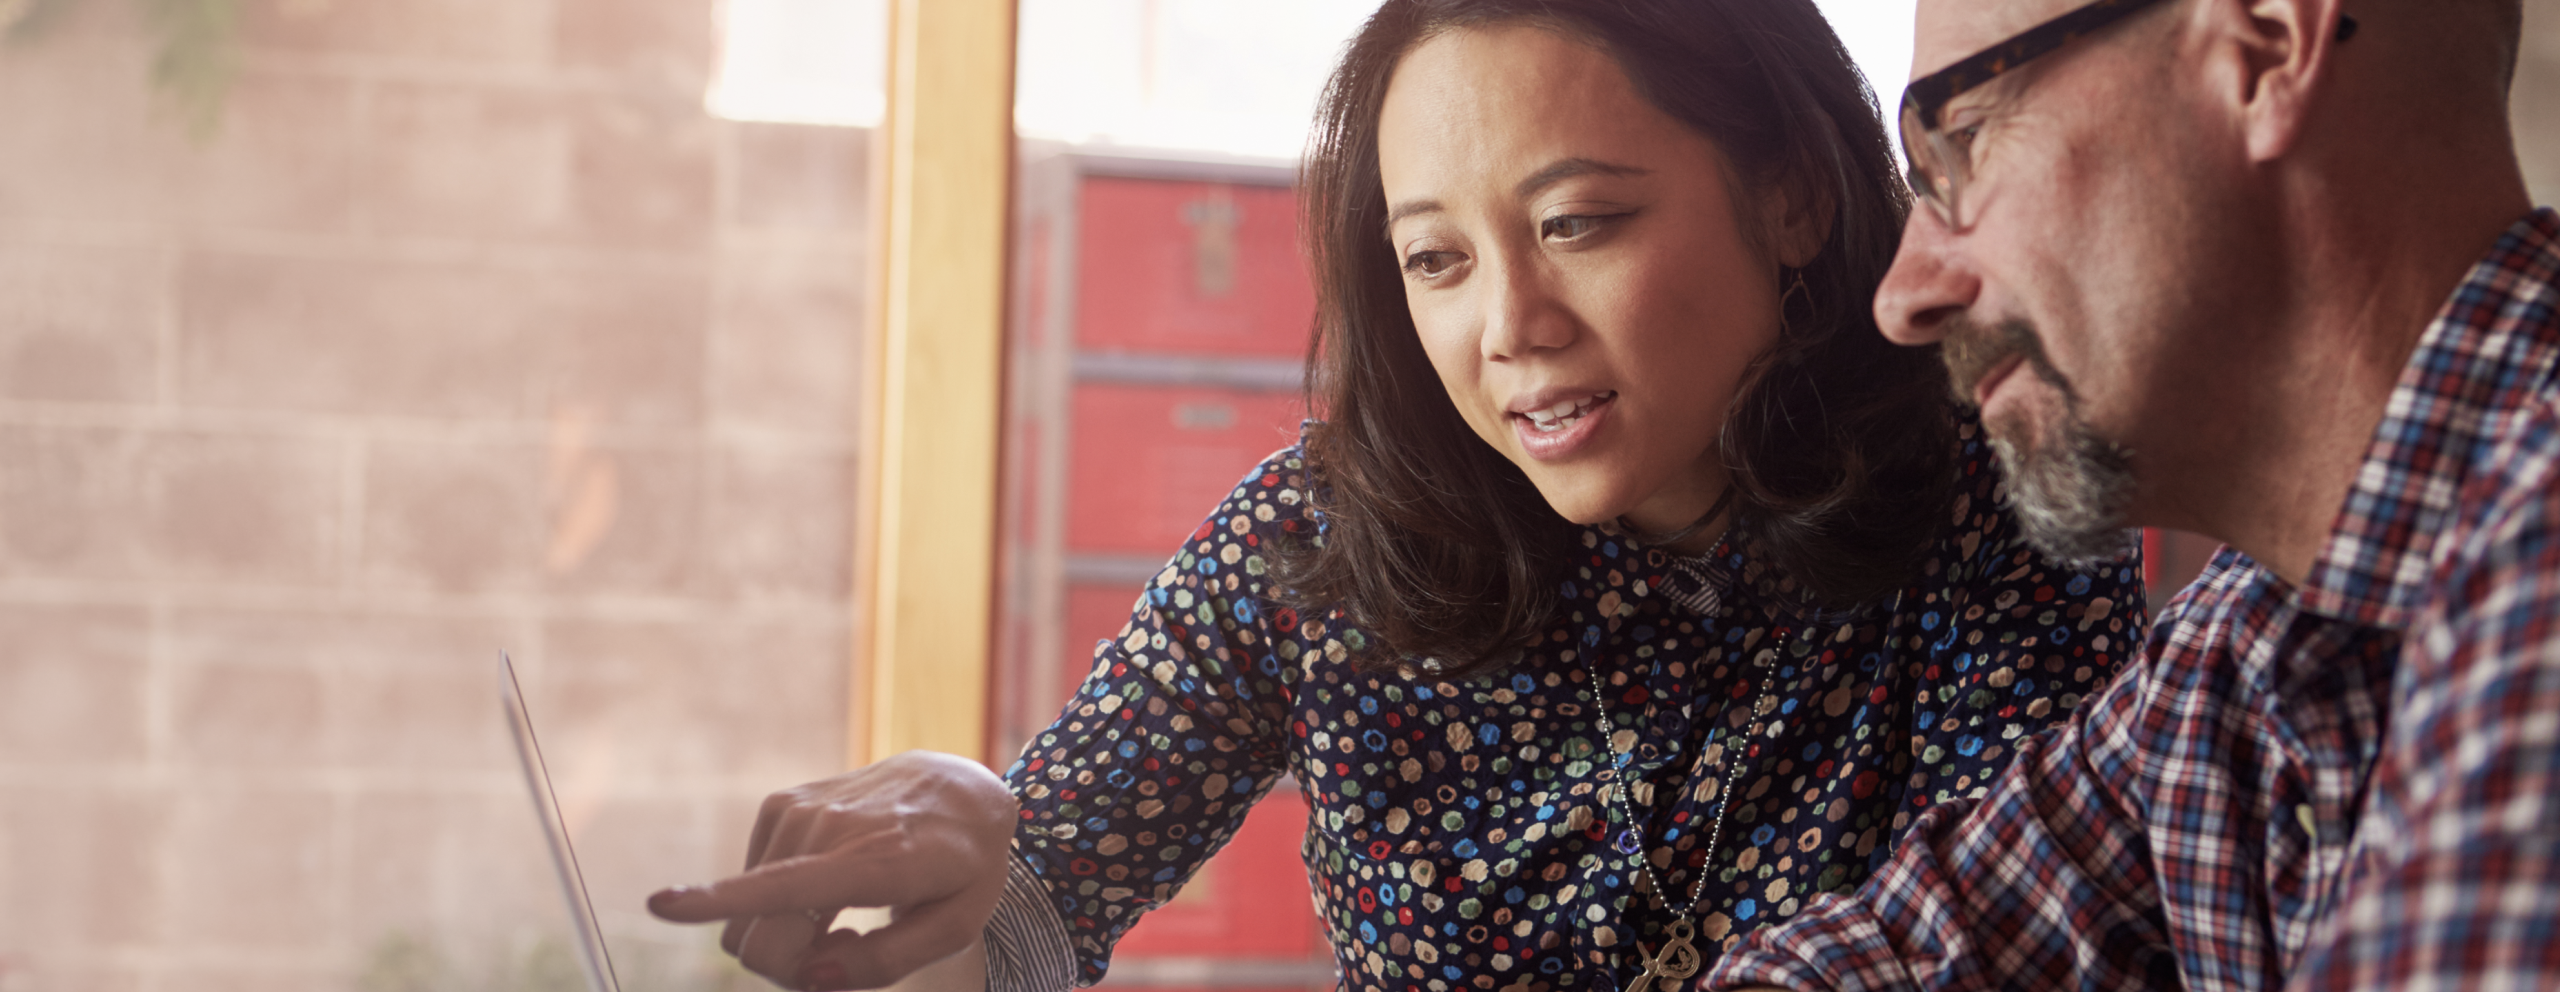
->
[[1707, 208, 2560, 992]]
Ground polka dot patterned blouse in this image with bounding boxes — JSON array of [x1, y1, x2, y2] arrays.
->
[[1005, 419, 2145, 991]]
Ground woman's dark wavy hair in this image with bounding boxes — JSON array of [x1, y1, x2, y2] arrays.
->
[[1277, 0, 1957, 677]]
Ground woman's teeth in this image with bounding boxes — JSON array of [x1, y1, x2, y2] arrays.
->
[[1524, 392, 1615, 432]]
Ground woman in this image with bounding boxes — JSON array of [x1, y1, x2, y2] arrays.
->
[[650, 2, 2147, 990]]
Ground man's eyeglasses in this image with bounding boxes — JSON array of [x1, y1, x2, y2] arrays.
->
[[1897, 0, 2359, 231]]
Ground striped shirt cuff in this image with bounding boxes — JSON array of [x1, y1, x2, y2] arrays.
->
[[983, 850, 1077, 992]]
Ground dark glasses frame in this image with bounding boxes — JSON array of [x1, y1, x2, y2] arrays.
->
[[1898, 0, 2359, 229]]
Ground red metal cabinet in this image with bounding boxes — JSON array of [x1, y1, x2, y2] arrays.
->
[[1000, 153, 1334, 991], [1065, 385, 1306, 556], [1074, 177, 1316, 357]]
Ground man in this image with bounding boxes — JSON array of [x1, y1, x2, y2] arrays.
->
[[1705, 0, 2558, 989]]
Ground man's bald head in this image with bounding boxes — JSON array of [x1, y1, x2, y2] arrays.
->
[[1909, 0, 2527, 122], [1880, 0, 2536, 565], [1910, 0, 2087, 79]]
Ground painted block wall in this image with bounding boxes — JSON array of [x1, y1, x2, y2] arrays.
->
[[0, 1, 867, 989]]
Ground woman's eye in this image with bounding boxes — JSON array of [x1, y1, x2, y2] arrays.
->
[[1540, 214, 1615, 243], [1402, 250, 1461, 277]]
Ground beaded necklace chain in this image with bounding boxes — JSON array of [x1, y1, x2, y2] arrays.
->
[[1563, 529, 1899, 992], [1577, 618, 1786, 992]]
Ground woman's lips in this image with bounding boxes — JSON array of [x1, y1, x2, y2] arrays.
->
[[1511, 392, 1617, 461]]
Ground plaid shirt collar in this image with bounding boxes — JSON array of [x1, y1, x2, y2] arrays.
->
[[2296, 208, 2560, 628]]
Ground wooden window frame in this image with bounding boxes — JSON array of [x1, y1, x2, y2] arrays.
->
[[850, 0, 1018, 767]]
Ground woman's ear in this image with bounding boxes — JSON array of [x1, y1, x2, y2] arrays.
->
[[1763, 165, 1836, 269]]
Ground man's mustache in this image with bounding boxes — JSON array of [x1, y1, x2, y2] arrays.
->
[[1939, 316, 2076, 408]]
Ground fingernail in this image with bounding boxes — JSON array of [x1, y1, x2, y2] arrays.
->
[[799, 962, 847, 991], [646, 888, 690, 912]]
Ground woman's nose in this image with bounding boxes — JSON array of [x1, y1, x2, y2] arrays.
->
[[1478, 253, 1575, 361]]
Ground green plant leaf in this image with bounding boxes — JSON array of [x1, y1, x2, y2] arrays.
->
[[136, 0, 239, 138], [1, 0, 81, 43]]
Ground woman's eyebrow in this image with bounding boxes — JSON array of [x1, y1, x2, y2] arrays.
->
[[1382, 157, 1648, 235], [1386, 198, 1444, 230], [1514, 157, 1649, 198]]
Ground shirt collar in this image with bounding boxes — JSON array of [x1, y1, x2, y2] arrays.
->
[[2297, 208, 2560, 627], [1602, 521, 1835, 624]]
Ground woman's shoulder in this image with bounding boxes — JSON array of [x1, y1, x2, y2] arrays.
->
[[1211, 435, 1321, 534], [1145, 438, 1325, 605], [1197, 422, 1351, 544]]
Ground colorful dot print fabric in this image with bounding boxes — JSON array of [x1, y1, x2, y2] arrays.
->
[[1004, 419, 2145, 991]]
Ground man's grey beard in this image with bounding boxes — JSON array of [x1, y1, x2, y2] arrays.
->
[[1986, 412, 2139, 567], [1942, 317, 2140, 568]]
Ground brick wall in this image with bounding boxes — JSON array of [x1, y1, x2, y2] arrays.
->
[[0, 1, 868, 990]]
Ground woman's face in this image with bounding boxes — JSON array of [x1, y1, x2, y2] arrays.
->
[[1378, 24, 1817, 536]]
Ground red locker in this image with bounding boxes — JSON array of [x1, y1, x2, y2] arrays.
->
[[1075, 177, 1316, 357], [1066, 385, 1307, 556], [1001, 152, 1337, 991]]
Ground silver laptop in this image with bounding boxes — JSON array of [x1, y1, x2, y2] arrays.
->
[[501, 652, 625, 992]]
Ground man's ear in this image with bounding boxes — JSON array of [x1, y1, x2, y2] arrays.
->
[[2220, 0, 2350, 162], [1764, 163, 1836, 270]]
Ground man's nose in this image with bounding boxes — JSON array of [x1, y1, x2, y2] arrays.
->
[[1874, 209, 1979, 346]]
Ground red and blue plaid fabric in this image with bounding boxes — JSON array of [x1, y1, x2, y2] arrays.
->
[[1706, 207, 2560, 992]]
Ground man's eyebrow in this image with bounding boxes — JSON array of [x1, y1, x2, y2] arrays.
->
[[1515, 157, 1648, 198], [1940, 81, 2004, 121], [1945, 55, 2046, 121]]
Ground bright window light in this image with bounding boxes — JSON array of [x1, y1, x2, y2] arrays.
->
[[1013, 0, 1380, 160], [706, 0, 889, 127], [707, 0, 1919, 163], [1815, 0, 1920, 155]]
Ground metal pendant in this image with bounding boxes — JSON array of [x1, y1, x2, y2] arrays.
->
[[1627, 917, 1704, 992]]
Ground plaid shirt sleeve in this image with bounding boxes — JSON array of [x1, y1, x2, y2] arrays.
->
[[2294, 403, 2560, 990], [1701, 573, 2201, 992]]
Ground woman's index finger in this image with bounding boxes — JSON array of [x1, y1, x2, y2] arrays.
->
[[647, 853, 853, 922], [647, 840, 951, 924]]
